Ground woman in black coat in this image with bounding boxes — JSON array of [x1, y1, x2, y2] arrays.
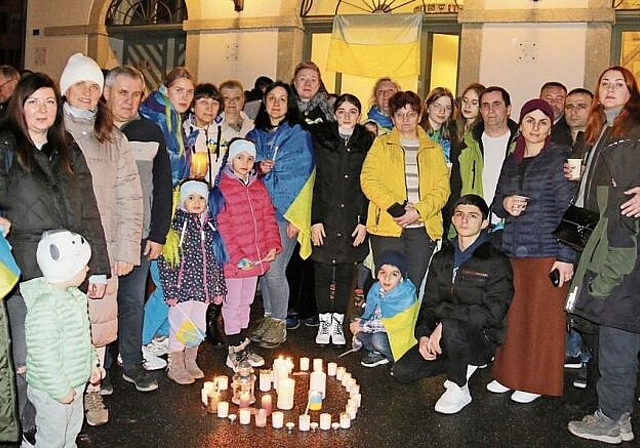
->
[[310, 93, 374, 346], [0, 73, 109, 439]]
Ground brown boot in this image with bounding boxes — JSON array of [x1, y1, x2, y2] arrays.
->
[[184, 346, 204, 379], [167, 350, 195, 385]]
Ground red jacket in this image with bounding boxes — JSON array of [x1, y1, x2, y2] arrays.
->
[[217, 167, 282, 278]]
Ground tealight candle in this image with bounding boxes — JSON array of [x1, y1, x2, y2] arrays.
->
[[217, 401, 229, 418], [313, 358, 323, 372], [259, 369, 272, 392], [310, 422, 319, 432], [239, 408, 251, 425], [336, 367, 346, 381], [255, 409, 267, 428], [327, 362, 337, 376], [261, 394, 272, 415], [340, 412, 351, 429], [216, 375, 229, 391], [341, 372, 352, 387], [228, 413, 237, 423], [299, 414, 311, 431], [286, 422, 295, 433], [299, 357, 310, 371], [272, 411, 284, 429], [310, 370, 327, 399], [319, 413, 331, 430], [277, 378, 295, 410]]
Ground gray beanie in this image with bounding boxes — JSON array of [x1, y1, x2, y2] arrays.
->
[[60, 53, 104, 96], [36, 229, 92, 284]]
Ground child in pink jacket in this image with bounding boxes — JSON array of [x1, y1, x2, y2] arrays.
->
[[217, 139, 282, 371]]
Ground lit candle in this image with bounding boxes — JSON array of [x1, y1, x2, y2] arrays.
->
[[319, 413, 332, 430], [285, 357, 294, 374], [313, 358, 323, 372], [327, 362, 337, 376], [276, 378, 295, 410], [341, 372, 352, 387], [239, 391, 251, 408], [216, 375, 229, 391], [190, 152, 209, 179], [201, 387, 210, 407], [299, 414, 311, 431], [206, 389, 221, 414], [272, 411, 284, 429], [261, 394, 272, 415], [308, 390, 323, 411], [336, 367, 346, 381], [239, 408, 251, 425], [340, 412, 351, 429], [255, 409, 267, 428], [309, 370, 327, 399], [217, 401, 229, 418], [299, 357, 310, 371], [259, 369, 272, 392], [273, 357, 288, 391]]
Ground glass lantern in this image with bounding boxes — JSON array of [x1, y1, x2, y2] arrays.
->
[[231, 360, 256, 406]]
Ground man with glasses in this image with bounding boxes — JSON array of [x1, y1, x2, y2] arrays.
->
[[0, 66, 20, 119]]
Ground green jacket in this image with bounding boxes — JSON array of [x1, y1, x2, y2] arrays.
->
[[21, 278, 96, 400], [0, 301, 18, 442]]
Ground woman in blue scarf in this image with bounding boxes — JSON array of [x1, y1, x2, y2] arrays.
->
[[247, 81, 315, 349], [364, 77, 400, 135]]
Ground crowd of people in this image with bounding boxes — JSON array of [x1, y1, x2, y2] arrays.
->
[[1, 55, 640, 447]]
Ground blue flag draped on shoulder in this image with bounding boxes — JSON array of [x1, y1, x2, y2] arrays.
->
[[0, 234, 20, 299], [326, 13, 422, 78]]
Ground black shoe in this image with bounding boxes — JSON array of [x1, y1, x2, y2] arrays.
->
[[123, 365, 159, 392], [303, 315, 320, 327], [286, 315, 301, 330], [22, 427, 36, 447], [206, 303, 227, 347], [100, 369, 114, 396]]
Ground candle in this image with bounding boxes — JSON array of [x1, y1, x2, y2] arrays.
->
[[286, 357, 294, 373], [286, 422, 295, 433], [336, 367, 346, 380], [299, 357, 310, 371], [319, 413, 332, 430], [352, 393, 362, 407], [299, 414, 311, 431], [341, 372, 352, 387], [272, 357, 288, 391], [255, 409, 267, 428], [261, 394, 272, 415], [308, 390, 323, 411], [259, 369, 272, 392], [347, 403, 357, 420], [346, 378, 357, 392], [340, 412, 351, 429], [327, 362, 337, 376], [239, 408, 251, 425], [201, 388, 210, 407], [309, 370, 327, 399], [239, 391, 251, 408], [313, 358, 323, 372], [272, 411, 284, 429], [216, 375, 229, 391], [217, 401, 229, 418], [276, 378, 295, 410], [206, 389, 221, 414], [190, 152, 209, 179], [331, 422, 341, 430], [228, 413, 237, 423], [350, 384, 360, 396]]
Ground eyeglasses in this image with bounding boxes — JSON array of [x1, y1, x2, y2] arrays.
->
[[600, 81, 627, 92], [394, 111, 418, 120]]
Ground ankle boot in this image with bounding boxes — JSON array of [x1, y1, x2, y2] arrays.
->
[[206, 303, 227, 347], [184, 346, 204, 379], [330, 313, 346, 345], [167, 350, 195, 385]]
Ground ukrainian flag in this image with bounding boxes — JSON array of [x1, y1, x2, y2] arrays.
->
[[326, 13, 422, 79], [0, 234, 20, 299]]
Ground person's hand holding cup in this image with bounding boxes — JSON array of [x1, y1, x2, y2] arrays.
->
[[567, 158, 583, 181]]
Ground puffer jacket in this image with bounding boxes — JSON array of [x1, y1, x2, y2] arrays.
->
[[310, 122, 373, 264], [21, 278, 96, 401], [361, 127, 450, 241], [217, 167, 282, 278], [571, 136, 640, 333], [0, 129, 110, 281], [492, 142, 576, 263]]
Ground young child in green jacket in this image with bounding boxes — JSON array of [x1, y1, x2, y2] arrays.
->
[[21, 230, 101, 447]]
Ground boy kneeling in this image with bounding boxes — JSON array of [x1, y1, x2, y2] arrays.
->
[[391, 195, 513, 414]]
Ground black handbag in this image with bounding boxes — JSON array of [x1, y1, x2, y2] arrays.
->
[[553, 205, 600, 252]]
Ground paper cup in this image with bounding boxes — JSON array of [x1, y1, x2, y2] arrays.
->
[[567, 158, 582, 181]]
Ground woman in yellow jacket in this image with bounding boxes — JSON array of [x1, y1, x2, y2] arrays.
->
[[361, 91, 450, 293]]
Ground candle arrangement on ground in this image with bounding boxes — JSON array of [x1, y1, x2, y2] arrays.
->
[[200, 355, 362, 434]]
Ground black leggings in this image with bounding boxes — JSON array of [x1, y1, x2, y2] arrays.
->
[[314, 262, 357, 314]]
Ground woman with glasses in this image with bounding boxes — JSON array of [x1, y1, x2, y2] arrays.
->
[[567, 66, 640, 444], [361, 91, 450, 294], [420, 87, 457, 165], [309, 94, 374, 346]]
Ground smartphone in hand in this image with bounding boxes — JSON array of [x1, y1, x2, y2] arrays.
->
[[549, 268, 561, 287]]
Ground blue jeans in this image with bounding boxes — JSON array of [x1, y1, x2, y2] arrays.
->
[[258, 221, 298, 320], [142, 260, 169, 345], [566, 328, 592, 363], [356, 331, 393, 362], [117, 240, 152, 370]]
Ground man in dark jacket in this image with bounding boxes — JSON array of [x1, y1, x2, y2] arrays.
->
[[391, 195, 513, 414]]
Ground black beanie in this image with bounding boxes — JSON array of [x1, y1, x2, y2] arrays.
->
[[377, 250, 408, 279]]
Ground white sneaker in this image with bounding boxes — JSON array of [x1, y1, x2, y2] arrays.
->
[[149, 337, 168, 356], [444, 365, 480, 389], [142, 346, 168, 371], [486, 379, 511, 393], [330, 313, 346, 345], [510, 390, 541, 403], [434, 382, 472, 414], [315, 313, 331, 345]]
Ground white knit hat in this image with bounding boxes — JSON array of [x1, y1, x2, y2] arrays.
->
[[59, 53, 104, 96], [227, 139, 256, 162], [36, 230, 92, 284], [180, 180, 209, 208]]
